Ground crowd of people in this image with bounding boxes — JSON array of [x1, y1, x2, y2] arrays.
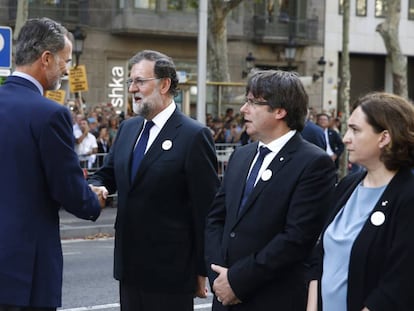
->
[[70, 102, 122, 169], [3, 16, 414, 311]]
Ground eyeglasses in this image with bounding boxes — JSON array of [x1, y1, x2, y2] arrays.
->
[[126, 77, 159, 88], [245, 97, 268, 106]]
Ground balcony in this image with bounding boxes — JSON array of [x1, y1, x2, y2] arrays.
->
[[111, 8, 243, 39], [253, 15, 319, 45]]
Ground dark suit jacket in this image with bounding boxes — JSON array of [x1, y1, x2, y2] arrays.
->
[[310, 168, 414, 311], [301, 120, 326, 150], [205, 133, 336, 310], [327, 128, 344, 168], [0, 76, 101, 307], [89, 108, 220, 294]]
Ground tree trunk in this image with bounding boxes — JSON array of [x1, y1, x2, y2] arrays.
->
[[376, 0, 408, 98], [208, 0, 243, 82], [338, 0, 351, 180], [13, 0, 29, 40]]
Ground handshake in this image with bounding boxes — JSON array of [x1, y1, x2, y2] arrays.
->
[[89, 185, 109, 208]]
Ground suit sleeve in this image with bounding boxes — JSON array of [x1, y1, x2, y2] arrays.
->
[[227, 153, 336, 301], [87, 121, 124, 194], [186, 127, 220, 276], [39, 107, 100, 220]]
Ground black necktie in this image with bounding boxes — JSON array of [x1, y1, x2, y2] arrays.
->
[[131, 120, 154, 182], [239, 146, 271, 213]]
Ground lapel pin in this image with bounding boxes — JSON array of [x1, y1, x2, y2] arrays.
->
[[162, 140, 173, 151], [370, 211, 385, 226], [381, 200, 388, 207], [279, 157, 284, 162], [261, 169, 272, 181]]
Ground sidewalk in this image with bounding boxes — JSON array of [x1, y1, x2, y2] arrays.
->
[[59, 207, 117, 240]]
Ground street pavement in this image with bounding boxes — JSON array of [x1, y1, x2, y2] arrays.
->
[[60, 206, 116, 240]]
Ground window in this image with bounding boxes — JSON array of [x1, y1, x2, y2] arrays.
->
[[339, 0, 367, 16], [136, 0, 156, 9], [167, 0, 198, 11], [375, 0, 388, 17], [356, 0, 367, 16], [409, 0, 414, 20]]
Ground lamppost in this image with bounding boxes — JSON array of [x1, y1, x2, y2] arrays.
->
[[284, 36, 297, 71], [72, 26, 86, 67], [242, 52, 256, 78], [312, 56, 327, 82], [71, 26, 86, 114]]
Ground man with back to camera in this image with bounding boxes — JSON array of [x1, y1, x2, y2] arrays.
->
[[0, 17, 102, 311], [205, 70, 337, 310], [88, 50, 220, 311]]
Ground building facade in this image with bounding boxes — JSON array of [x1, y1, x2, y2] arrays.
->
[[0, 0, 328, 118], [323, 0, 414, 115]]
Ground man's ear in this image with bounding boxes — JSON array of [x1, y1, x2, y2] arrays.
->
[[159, 78, 171, 95], [41, 51, 53, 68], [274, 108, 287, 120]]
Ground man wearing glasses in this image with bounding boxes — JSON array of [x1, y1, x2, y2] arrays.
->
[[205, 70, 336, 310], [88, 50, 220, 311]]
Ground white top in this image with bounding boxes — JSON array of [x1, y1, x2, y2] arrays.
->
[[75, 132, 98, 161], [134, 100, 176, 152]]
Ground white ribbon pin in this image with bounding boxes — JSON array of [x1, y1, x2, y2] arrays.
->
[[370, 211, 385, 226], [261, 169, 272, 181], [162, 140, 172, 151]]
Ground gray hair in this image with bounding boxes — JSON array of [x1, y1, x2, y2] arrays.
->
[[15, 17, 68, 66], [129, 50, 179, 97]]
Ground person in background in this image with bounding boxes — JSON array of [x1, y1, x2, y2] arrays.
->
[[88, 50, 220, 311], [96, 126, 111, 167], [316, 113, 345, 170], [108, 115, 119, 145], [307, 92, 414, 311], [0, 17, 101, 311], [88, 117, 100, 138], [205, 70, 336, 310], [301, 109, 326, 150], [75, 119, 98, 169], [73, 113, 84, 134]]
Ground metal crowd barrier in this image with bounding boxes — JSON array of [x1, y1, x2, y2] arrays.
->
[[79, 143, 240, 206]]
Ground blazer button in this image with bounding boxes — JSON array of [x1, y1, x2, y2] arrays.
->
[[230, 232, 236, 238]]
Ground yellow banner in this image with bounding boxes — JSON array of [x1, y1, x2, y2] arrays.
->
[[69, 65, 89, 92], [45, 90, 66, 104]]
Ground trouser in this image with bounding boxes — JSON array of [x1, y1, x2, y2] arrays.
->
[[120, 281, 193, 311]]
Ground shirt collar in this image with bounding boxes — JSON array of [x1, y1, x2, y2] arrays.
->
[[259, 130, 296, 154], [150, 100, 176, 129], [12, 71, 44, 95]]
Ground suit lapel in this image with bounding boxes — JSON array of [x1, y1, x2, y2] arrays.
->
[[235, 134, 300, 220], [125, 118, 145, 188], [131, 110, 182, 185], [227, 143, 258, 224], [234, 134, 300, 219]]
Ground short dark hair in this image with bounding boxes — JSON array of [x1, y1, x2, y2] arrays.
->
[[15, 17, 68, 66], [316, 113, 331, 120], [352, 92, 414, 170], [128, 50, 179, 97], [246, 70, 308, 131]]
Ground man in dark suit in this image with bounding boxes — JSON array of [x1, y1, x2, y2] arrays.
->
[[205, 70, 336, 310], [316, 112, 345, 169], [301, 110, 326, 150], [0, 18, 101, 310], [88, 50, 220, 311]]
